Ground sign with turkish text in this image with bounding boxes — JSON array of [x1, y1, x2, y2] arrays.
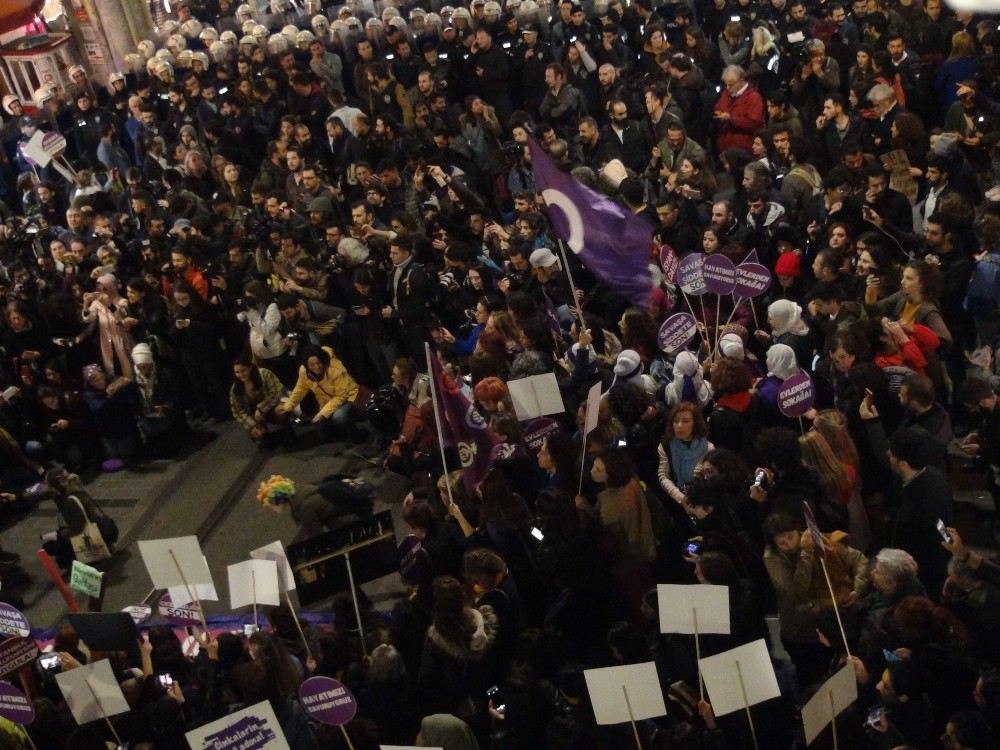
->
[[777, 372, 814, 418], [299, 677, 358, 725], [657, 313, 697, 354]]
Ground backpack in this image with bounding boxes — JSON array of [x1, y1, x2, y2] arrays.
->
[[964, 252, 1000, 322]]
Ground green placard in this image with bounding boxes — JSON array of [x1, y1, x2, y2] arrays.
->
[[69, 560, 103, 598]]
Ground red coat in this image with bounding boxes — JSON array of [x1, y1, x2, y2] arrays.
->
[[714, 85, 765, 155]]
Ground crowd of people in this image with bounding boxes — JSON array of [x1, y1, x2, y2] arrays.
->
[[2, 0, 1000, 746]]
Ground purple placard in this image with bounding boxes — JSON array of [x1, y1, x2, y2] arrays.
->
[[659, 244, 679, 283], [41, 131, 67, 158], [522, 417, 561, 451], [0, 680, 34, 724], [703, 254, 737, 296], [398, 536, 423, 577], [0, 605, 29, 638], [734, 262, 771, 298], [158, 594, 201, 626], [0, 638, 39, 678], [299, 676, 358, 726], [777, 372, 814, 418], [657, 313, 697, 354], [676, 253, 707, 296]]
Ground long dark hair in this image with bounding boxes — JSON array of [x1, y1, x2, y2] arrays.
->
[[172, 280, 209, 316], [231, 350, 263, 397]]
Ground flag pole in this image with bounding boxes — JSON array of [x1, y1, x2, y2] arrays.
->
[[425, 343, 455, 507], [557, 239, 587, 331]]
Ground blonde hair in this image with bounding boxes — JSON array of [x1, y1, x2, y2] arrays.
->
[[799, 430, 852, 504], [751, 26, 775, 57], [812, 409, 860, 469], [949, 31, 976, 60]]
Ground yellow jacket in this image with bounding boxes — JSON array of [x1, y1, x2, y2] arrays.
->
[[285, 347, 359, 418]]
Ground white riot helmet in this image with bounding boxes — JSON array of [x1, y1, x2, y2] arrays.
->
[[180, 19, 204, 38], [311, 14, 330, 34], [166, 34, 187, 52], [267, 34, 289, 54], [1, 95, 20, 115], [303, 0, 323, 14], [33, 85, 56, 107], [209, 40, 228, 62], [137, 39, 156, 59], [176, 49, 193, 67], [145, 57, 161, 75], [270, 0, 292, 13], [190, 51, 210, 69], [199, 27, 219, 44], [381, 6, 400, 23], [158, 19, 179, 37], [345, 17, 362, 32], [452, 7, 472, 22], [388, 16, 407, 32], [594, 0, 609, 13], [281, 24, 299, 45], [235, 3, 253, 23], [365, 18, 383, 34], [440, 5, 455, 18], [239, 35, 257, 49], [220, 30, 238, 47], [155, 48, 176, 64], [484, 1, 502, 18], [155, 60, 174, 79], [424, 12, 442, 29], [296, 30, 316, 48], [242, 19, 258, 35], [252, 24, 270, 46], [123, 52, 144, 73]]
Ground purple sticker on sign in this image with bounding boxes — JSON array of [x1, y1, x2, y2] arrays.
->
[[734, 263, 772, 299], [703, 254, 737, 296], [0, 680, 34, 724], [0, 638, 39, 678], [657, 313, 697, 354], [0, 604, 29, 638], [522, 417, 561, 451], [777, 371, 815, 418], [299, 676, 358, 726], [676, 253, 707, 296], [659, 244, 679, 283]]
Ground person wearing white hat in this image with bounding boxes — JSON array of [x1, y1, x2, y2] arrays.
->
[[131, 342, 185, 451]]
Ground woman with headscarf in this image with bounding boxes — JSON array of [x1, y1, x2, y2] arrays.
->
[[416, 713, 480, 750], [663, 350, 713, 408], [763, 299, 813, 370], [131, 342, 184, 454], [80, 274, 134, 379], [612, 349, 657, 399], [756, 343, 800, 426]]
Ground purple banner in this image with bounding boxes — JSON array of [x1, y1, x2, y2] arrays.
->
[[659, 244, 679, 283], [777, 372, 815, 418], [0, 605, 29, 638], [676, 253, 707, 296], [657, 313, 697, 354], [0, 638, 38, 678], [703, 254, 737, 296], [734, 262, 771, 299], [299, 676, 358, 725], [0, 680, 34, 724]]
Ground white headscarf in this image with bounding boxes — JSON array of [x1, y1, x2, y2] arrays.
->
[[766, 343, 799, 380], [719, 333, 745, 360], [768, 299, 809, 337]]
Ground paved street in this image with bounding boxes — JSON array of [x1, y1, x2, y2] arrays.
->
[[2, 425, 409, 631]]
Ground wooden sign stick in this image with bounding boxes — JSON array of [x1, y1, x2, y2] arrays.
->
[[735, 661, 759, 750], [168, 549, 208, 630], [622, 684, 643, 750]]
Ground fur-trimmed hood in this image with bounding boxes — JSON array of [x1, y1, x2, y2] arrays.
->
[[426, 605, 499, 661]]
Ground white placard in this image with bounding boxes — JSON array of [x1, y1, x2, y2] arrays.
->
[[55, 659, 130, 725], [251, 540, 297, 592], [21, 131, 53, 167], [228, 559, 281, 609], [186, 700, 289, 750], [138, 536, 214, 591], [583, 380, 602, 435], [507, 373, 565, 421], [167, 556, 219, 604], [698, 639, 780, 717], [657, 584, 730, 635], [583, 661, 667, 726], [801, 663, 858, 745]]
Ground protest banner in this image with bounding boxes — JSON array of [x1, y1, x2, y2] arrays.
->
[[0, 638, 39, 678], [251, 541, 312, 660], [801, 663, 857, 747], [299, 676, 359, 748], [56, 659, 129, 744], [0, 680, 34, 725], [186, 700, 290, 750], [157, 593, 202, 626], [657, 313, 697, 355], [138, 536, 215, 629], [584, 662, 666, 749], [657, 584, 731, 700], [777, 371, 815, 419], [659, 243, 679, 283], [699, 639, 780, 750], [0, 605, 30, 638], [734, 258, 772, 330], [521, 417, 561, 452], [507, 373, 565, 421], [69, 561, 103, 599], [228, 559, 281, 631]]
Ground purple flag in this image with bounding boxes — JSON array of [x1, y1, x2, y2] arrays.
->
[[529, 140, 653, 307], [429, 351, 500, 492]]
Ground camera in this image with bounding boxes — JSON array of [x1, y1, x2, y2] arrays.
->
[[158, 673, 173, 687], [754, 470, 769, 491], [486, 685, 506, 712]]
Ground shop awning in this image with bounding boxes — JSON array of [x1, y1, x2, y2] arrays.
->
[[0, 0, 45, 35]]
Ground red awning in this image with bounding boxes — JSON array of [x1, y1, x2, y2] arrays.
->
[[0, 0, 44, 35]]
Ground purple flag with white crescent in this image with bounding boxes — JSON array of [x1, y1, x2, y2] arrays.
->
[[429, 352, 501, 492], [529, 140, 653, 308]]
